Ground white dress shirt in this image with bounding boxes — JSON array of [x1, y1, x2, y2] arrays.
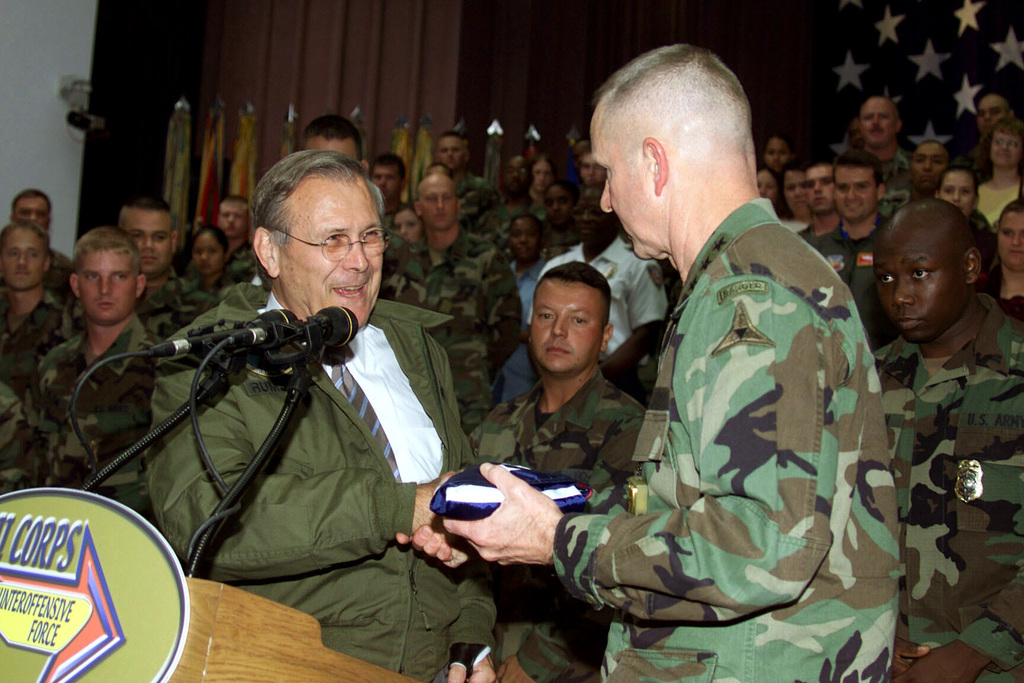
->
[[263, 294, 443, 483]]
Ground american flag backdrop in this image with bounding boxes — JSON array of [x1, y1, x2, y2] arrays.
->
[[811, 0, 1024, 160]]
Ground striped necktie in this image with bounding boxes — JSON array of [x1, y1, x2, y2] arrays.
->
[[331, 362, 402, 481]]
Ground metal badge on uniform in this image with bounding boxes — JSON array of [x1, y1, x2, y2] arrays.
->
[[627, 474, 648, 515], [955, 459, 984, 503]]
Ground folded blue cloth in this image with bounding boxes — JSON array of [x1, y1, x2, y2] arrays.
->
[[430, 463, 592, 520]]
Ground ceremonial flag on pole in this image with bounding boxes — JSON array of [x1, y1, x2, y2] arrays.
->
[[565, 125, 580, 185], [483, 119, 504, 190], [391, 114, 413, 202], [281, 103, 298, 159], [524, 124, 540, 159], [194, 97, 225, 232], [812, 0, 1024, 160], [162, 96, 191, 252], [228, 102, 257, 203], [351, 106, 367, 161], [410, 113, 434, 202]]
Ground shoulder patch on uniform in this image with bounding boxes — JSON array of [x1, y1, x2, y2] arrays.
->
[[826, 254, 845, 271], [712, 301, 774, 356], [645, 263, 663, 287], [716, 280, 767, 305]]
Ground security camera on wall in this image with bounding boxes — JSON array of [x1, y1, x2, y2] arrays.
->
[[66, 109, 106, 132], [59, 75, 106, 133]]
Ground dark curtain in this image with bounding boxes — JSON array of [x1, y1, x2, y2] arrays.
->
[[198, 0, 464, 179], [457, 0, 813, 175], [79, 0, 208, 237], [79, 0, 813, 236]]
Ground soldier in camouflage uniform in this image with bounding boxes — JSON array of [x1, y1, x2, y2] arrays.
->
[[476, 155, 544, 249], [0, 221, 74, 401], [388, 173, 521, 434], [302, 113, 363, 160], [542, 181, 582, 261], [370, 152, 407, 228], [0, 380, 37, 493], [6, 189, 74, 296], [32, 226, 157, 517], [120, 195, 213, 340], [184, 197, 257, 288], [216, 195, 257, 284], [873, 199, 1024, 681], [435, 130, 499, 232], [416, 45, 900, 682], [473, 262, 644, 683], [860, 95, 912, 217], [879, 141, 950, 219]]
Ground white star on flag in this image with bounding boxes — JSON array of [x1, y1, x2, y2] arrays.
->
[[991, 26, 1024, 71], [833, 51, 869, 91], [839, 0, 863, 9], [908, 39, 951, 81], [954, 0, 986, 37], [907, 121, 954, 147], [952, 75, 983, 118], [883, 85, 903, 106], [830, 133, 852, 157], [874, 6, 905, 46]]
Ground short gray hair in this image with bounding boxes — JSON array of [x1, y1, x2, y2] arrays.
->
[[252, 150, 385, 282], [594, 44, 754, 160]]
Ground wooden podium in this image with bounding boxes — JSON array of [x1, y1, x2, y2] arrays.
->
[[169, 578, 417, 682]]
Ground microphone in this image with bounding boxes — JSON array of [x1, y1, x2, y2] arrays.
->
[[309, 306, 359, 347], [146, 307, 358, 358], [147, 309, 299, 358]]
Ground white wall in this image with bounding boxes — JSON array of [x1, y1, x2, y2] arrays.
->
[[0, 0, 99, 257]]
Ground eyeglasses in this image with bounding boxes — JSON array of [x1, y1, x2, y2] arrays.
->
[[281, 228, 389, 261], [993, 137, 1021, 149]]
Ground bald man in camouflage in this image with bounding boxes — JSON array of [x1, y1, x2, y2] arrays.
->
[[411, 44, 900, 682]]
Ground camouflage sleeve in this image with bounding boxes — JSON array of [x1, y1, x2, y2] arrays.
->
[[958, 582, 1024, 670], [553, 277, 896, 622], [458, 182, 499, 233], [224, 250, 256, 284], [473, 208, 503, 246], [953, 417, 1024, 667], [469, 402, 515, 461], [583, 413, 643, 516], [483, 250, 522, 379], [0, 383, 37, 493], [509, 416, 640, 682], [32, 346, 66, 487]]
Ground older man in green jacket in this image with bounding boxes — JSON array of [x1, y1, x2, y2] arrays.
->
[[147, 151, 495, 683]]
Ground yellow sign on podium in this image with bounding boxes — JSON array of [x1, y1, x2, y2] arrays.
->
[[0, 489, 189, 683]]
